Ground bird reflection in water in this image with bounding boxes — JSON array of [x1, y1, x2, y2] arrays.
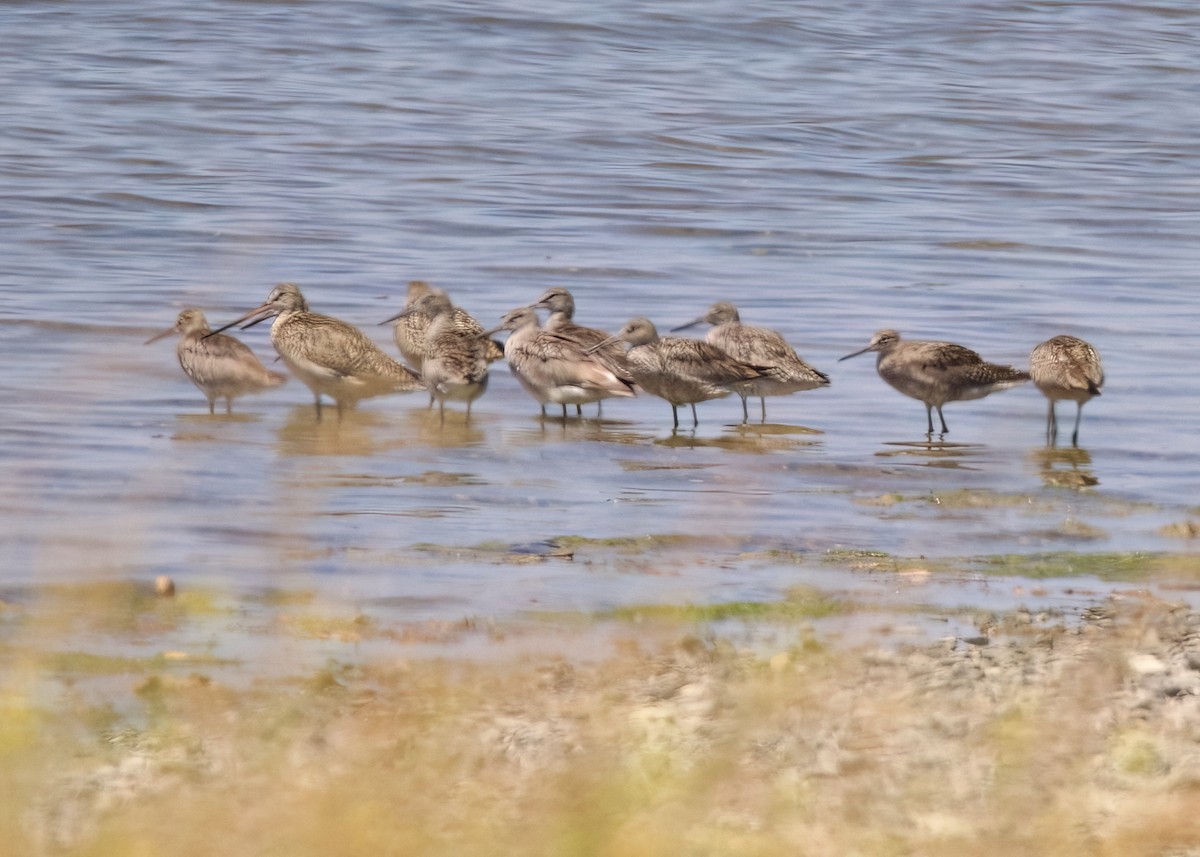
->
[[1031, 445, 1099, 489]]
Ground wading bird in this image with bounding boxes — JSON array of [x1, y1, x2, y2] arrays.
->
[[145, 308, 286, 414], [209, 283, 423, 420], [672, 301, 829, 423], [839, 329, 1029, 435], [1029, 334, 1103, 446]]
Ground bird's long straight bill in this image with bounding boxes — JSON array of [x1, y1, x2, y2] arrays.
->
[[380, 308, 413, 326], [144, 326, 177, 345], [838, 345, 873, 361], [585, 333, 621, 355], [668, 318, 704, 333], [204, 303, 277, 338]]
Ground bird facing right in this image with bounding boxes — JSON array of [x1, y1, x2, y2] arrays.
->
[[1029, 334, 1103, 446], [840, 329, 1029, 435], [671, 301, 830, 424]]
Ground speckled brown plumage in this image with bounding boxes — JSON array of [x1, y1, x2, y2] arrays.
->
[[146, 308, 286, 414], [840, 329, 1029, 435], [490, 306, 635, 418], [596, 316, 769, 429], [386, 280, 503, 370], [409, 291, 490, 423], [673, 301, 829, 423], [1030, 334, 1103, 446], [210, 283, 423, 420]]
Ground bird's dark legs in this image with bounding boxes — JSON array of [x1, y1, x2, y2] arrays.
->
[[1046, 401, 1058, 445], [925, 404, 949, 436]]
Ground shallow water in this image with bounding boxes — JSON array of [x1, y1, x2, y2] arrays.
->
[[3, 1, 1199, 647]]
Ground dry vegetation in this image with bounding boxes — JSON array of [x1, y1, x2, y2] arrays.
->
[[3, 587, 1200, 856]]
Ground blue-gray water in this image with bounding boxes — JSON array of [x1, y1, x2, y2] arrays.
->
[[4, 1, 1199, 635]]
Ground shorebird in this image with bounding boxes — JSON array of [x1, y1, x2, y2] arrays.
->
[[385, 280, 503, 371], [672, 301, 830, 423], [396, 291, 489, 424], [840, 329, 1029, 435], [209, 283, 424, 420], [486, 306, 635, 418], [528, 286, 632, 415], [1029, 334, 1103, 446], [592, 317, 770, 430], [146, 308, 287, 414]]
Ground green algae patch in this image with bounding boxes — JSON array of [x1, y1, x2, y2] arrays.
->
[[401, 470, 487, 487], [821, 548, 946, 574], [597, 586, 852, 624], [40, 650, 236, 676], [969, 552, 1198, 582], [13, 581, 228, 640], [275, 611, 377, 642], [822, 549, 1200, 584], [551, 533, 702, 552], [412, 540, 575, 563], [244, 587, 318, 608]]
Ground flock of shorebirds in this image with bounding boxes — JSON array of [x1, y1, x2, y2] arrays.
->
[[146, 281, 1105, 446]]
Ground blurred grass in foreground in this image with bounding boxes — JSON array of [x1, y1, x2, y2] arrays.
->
[[2, 583, 1200, 856]]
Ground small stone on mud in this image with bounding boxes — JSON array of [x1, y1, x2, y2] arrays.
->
[[1128, 654, 1167, 676], [154, 575, 175, 597]]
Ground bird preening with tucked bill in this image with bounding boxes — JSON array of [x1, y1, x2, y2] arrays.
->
[[1029, 334, 1103, 446], [672, 301, 830, 424]]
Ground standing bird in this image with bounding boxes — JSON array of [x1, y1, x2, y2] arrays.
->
[[399, 291, 490, 424], [592, 317, 770, 430], [208, 283, 424, 420], [145, 308, 286, 414], [672, 301, 830, 423], [1029, 335, 1103, 446], [386, 279, 503, 371], [839, 329, 1029, 435], [486, 306, 635, 418], [528, 286, 632, 415]]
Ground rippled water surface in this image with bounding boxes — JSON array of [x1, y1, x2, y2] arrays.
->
[[4, 1, 1200, 638]]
